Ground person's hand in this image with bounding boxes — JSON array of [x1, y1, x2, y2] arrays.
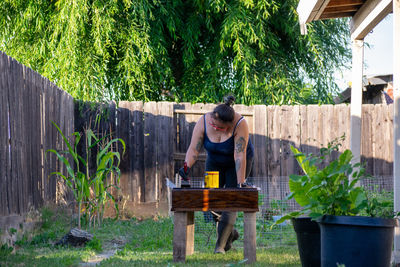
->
[[238, 181, 253, 188], [178, 162, 190, 181]]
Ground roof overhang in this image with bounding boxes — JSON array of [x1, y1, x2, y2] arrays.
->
[[297, 0, 392, 40]]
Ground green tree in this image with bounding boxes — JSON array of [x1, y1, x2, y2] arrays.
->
[[0, 0, 350, 105]]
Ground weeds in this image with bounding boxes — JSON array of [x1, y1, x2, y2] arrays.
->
[[0, 244, 13, 258], [85, 236, 103, 252]]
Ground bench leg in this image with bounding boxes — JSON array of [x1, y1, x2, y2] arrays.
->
[[244, 212, 257, 263], [173, 211, 195, 262]]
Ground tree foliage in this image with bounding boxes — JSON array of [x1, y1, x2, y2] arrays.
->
[[0, 0, 350, 105]]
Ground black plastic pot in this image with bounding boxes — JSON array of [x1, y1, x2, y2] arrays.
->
[[291, 217, 321, 267], [317, 215, 397, 267]]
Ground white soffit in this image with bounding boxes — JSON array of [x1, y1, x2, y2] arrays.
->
[[297, 0, 330, 34]]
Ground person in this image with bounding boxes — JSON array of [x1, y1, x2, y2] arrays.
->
[[178, 95, 254, 254]]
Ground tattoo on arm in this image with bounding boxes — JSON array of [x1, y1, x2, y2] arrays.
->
[[235, 137, 246, 153], [235, 159, 241, 172], [196, 137, 203, 152]]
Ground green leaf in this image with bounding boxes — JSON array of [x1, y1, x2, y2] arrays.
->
[[288, 179, 311, 207]]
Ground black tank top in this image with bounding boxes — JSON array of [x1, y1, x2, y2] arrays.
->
[[203, 114, 254, 166]]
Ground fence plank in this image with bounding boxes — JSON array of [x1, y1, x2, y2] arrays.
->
[[9, 57, 24, 213], [56, 87, 66, 204], [383, 104, 394, 190], [319, 105, 329, 147], [131, 102, 145, 203], [320, 105, 337, 164], [66, 91, 75, 202], [178, 103, 192, 154], [373, 104, 385, 178], [325, 105, 341, 161], [373, 104, 393, 182], [299, 105, 307, 155], [6, 56, 14, 213], [23, 66, 33, 209], [188, 103, 206, 178], [42, 79, 50, 201], [53, 84, 62, 202], [386, 104, 394, 178], [336, 104, 350, 150], [362, 105, 374, 174], [60, 90, 74, 203], [306, 105, 321, 157], [157, 102, 174, 200], [384, 104, 394, 175], [0, 52, 9, 215], [267, 106, 281, 200], [253, 105, 267, 178], [280, 105, 301, 197], [117, 101, 133, 203], [48, 81, 57, 200], [118, 101, 145, 204], [174, 103, 189, 176], [144, 102, 158, 202]]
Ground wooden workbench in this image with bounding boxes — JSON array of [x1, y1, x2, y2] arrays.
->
[[171, 188, 259, 263]]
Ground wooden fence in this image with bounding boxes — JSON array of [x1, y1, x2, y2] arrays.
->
[[111, 102, 393, 211], [0, 50, 395, 217], [0, 52, 74, 216]]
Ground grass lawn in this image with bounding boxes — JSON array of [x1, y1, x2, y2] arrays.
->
[[0, 208, 301, 266]]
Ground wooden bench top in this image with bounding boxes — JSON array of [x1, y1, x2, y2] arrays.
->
[[171, 188, 259, 212]]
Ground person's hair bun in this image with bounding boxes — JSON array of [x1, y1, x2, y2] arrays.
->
[[223, 95, 235, 107]]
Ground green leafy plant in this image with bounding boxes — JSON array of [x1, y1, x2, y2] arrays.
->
[[274, 138, 392, 225], [264, 199, 288, 220], [364, 186, 394, 218], [47, 121, 125, 228], [85, 236, 102, 252], [0, 244, 13, 258], [40, 207, 54, 230], [9, 228, 17, 235], [289, 147, 367, 218]]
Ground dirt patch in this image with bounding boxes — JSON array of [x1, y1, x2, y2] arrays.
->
[[80, 250, 117, 266], [116, 200, 170, 219], [80, 238, 127, 266]]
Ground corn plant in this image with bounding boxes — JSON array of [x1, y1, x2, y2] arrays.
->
[[47, 121, 125, 228], [85, 128, 125, 227]]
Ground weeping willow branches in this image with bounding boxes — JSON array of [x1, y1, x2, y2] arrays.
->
[[0, 0, 350, 104]]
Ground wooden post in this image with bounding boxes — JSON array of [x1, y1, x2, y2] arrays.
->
[[393, 0, 400, 263], [173, 211, 194, 262], [350, 39, 364, 178], [244, 212, 257, 263]]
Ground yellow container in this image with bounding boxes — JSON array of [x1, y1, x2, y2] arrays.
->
[[205, 171, 219, 188]]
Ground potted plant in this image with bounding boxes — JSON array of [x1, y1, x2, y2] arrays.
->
[[275, 139, 397, 267]]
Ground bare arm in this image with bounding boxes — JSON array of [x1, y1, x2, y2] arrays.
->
[[234, 119, 249, 184], [184, 116, 205, 168]]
